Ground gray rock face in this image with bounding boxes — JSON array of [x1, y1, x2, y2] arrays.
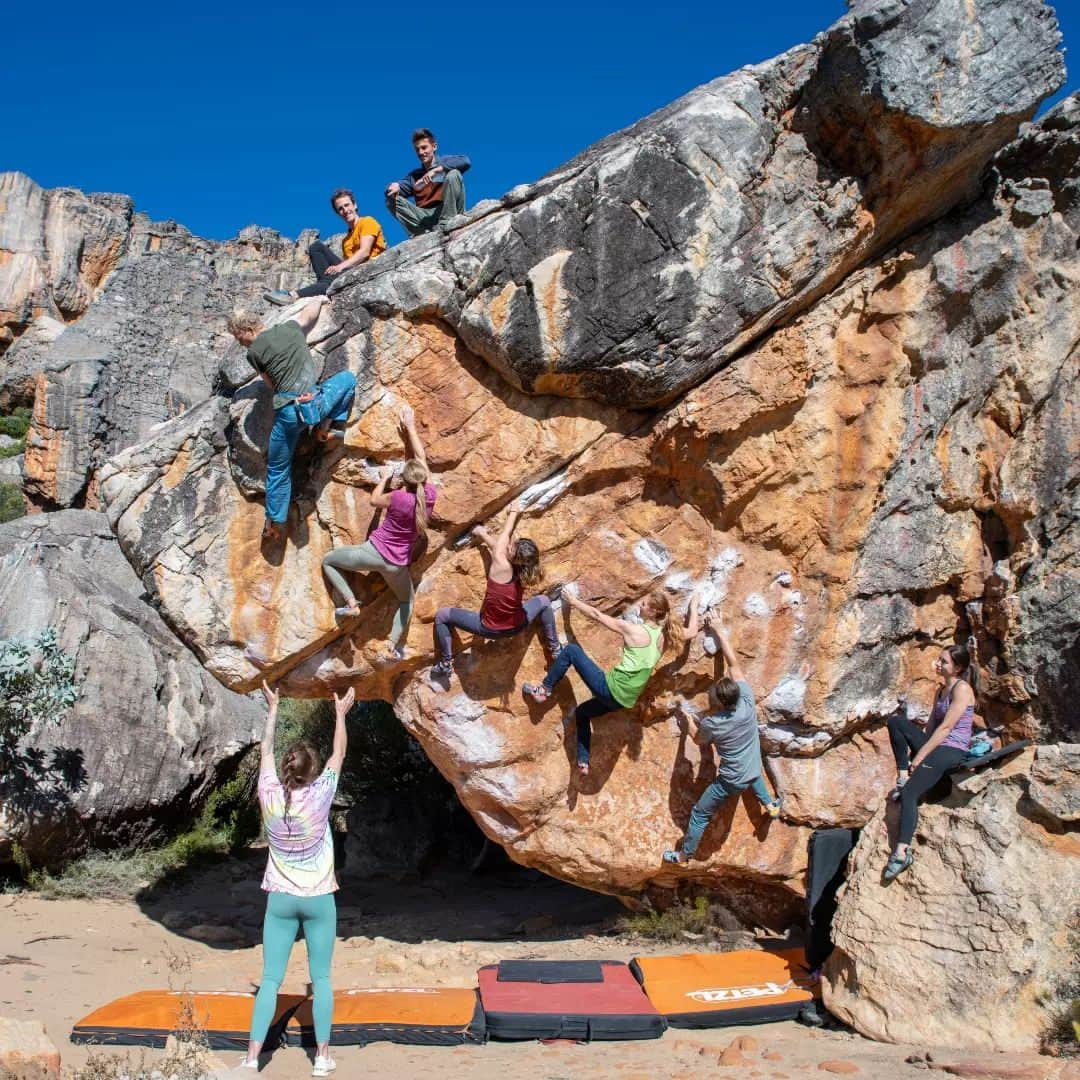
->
[[0, 510, 262, 865], [823, 746, 1080, 1051], [321, 0, 1063, 408], [0, 171, 314, 509], [0, 172, 134, 369]]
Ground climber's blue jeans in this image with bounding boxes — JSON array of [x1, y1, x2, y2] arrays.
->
[[681, 774, 775, 857], [265, 370, 356, 524]]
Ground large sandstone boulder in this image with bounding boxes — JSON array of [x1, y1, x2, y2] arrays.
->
[[94, 2, 1074, 913], [0, 511, 262, 866], [823, 745, 1080, 1051]]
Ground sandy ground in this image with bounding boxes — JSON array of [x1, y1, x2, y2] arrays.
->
[[0, 851, 953, 1078]]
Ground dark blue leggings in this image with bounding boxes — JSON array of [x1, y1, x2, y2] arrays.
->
[[887, 712, 966, 845], [542, 643, 621, 767]]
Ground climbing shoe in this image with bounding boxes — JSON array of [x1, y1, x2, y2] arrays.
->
[[883, 849, 914, 882], [264, 289, 294, 306], [661, 849, 685, 865], [312, 1056, 337, 1077], [522, 683, 551, 702], [431, 657, 454, 680], [766, 799, 782, 819]]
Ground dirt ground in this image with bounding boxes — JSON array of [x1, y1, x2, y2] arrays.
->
[[0, 851, 999, 1078]]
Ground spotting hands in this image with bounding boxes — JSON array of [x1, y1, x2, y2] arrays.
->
[[333, 687, 356, 717]]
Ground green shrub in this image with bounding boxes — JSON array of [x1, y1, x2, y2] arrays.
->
[[0, 438, 23, 459], [0, 407, 31, 440], [0, 481, 25, 523], [0, 627, 77, 777]]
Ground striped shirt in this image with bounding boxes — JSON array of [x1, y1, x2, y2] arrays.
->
[[258, 766, 338, 896]]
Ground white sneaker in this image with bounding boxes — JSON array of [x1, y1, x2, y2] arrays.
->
[[312, 1056, 337, 1077]]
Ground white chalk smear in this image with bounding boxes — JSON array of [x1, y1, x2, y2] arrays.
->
[[774, 571, 793, 587], [743, 592, 771, 617], [765, 672, 808, 718], [517, 469, 569, 511], [633, 538, 673, 575]]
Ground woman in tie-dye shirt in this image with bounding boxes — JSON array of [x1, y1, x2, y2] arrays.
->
[[240, 682, 353, 1078]]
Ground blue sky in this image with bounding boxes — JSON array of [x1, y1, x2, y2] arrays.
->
[[5, 0, 1077, 244]]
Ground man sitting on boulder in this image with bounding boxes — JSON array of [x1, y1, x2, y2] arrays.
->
[[227, 298, 356, 541], [662, 614, 782, 865], [265, 189, 386, 306], [384, 128, 470, 237]]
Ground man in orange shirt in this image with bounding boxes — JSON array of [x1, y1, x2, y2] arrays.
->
[[265, 188, 386, 305]]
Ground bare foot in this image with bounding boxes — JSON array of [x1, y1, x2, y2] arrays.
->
[[262, 520, 283, 542]]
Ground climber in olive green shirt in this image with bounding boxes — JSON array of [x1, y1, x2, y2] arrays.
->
[[227, 297, 356, 540]]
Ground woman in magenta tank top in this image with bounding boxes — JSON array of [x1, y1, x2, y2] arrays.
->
[[321, 405, 435, 661], [884, 643, 977, 880], [430, 500, 559, 682]]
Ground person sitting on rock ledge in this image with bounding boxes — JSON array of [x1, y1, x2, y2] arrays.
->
[[430, 499, 561, 683], [384, 128, 470, 237], [661, 614, 782, 866], [228, 299, 357, 541], [321, 404, 434, 661], [240, 680, 353, 1077], [524, 589, 699, 778], [265, 188, 386, 306], [884, 643, 977, 882]]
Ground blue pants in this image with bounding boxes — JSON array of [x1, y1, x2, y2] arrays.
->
[[249, 891, 337, 1046], [265, 370, 356, 524], [542, 642, 621, 768], [682, 774, 775, 857]]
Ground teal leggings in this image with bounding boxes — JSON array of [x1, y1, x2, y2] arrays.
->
[[250, 891, 337, 1045]]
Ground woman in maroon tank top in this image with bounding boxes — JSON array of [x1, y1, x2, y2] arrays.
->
[[431, 501, 560, 683]]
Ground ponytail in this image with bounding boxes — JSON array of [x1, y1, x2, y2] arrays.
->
[[401, 459, 429, 543], [947, 642, 978, 695], [510, 538, 542, 588]]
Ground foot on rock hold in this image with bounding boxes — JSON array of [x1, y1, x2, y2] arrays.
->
[[883, 849, 914, 882], [263, 289, 294, 306]]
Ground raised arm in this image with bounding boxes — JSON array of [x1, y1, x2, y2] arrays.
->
[[679, 593, 703, 643], [564, 590, 650, 647], [260, 681, 279, 772], [294, 295, 328, 335], [369, 467, 394, 509], [492, 501, 524, 562], [707, 615, 746, 682], [911, 680, 975, 769], [326, 687, 355, 776], [399, 404, 427, 468]]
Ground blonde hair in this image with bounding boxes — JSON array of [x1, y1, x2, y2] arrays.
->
[[401, 459, 429, 542], [227, 310, 263, 338], [639, 589, 678, 652]]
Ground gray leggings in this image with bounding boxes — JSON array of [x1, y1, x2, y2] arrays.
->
[[322, 541, 414, 647]]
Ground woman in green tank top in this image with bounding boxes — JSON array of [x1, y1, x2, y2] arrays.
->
[[524, 589, 701, 775]]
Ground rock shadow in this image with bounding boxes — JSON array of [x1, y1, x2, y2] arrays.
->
[[136, 847, 621, 950]]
